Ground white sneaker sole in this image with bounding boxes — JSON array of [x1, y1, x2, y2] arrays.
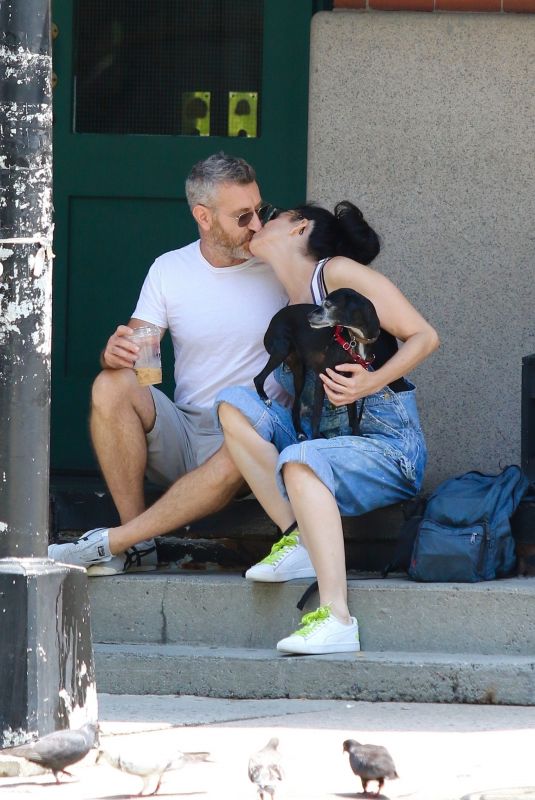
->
[[86, 563, 158, 577], [277, 640, 361, 655], [245, 566, 316, 582]]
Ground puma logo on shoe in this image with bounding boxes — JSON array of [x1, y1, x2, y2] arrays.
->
[[276, 606, 361, 655]]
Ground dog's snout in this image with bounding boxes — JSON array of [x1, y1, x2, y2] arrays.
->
[[307, 307, 329, 328]]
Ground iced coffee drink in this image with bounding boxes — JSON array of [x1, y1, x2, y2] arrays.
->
[[128, 326, 162, 386], [135, 366, 162, 386]]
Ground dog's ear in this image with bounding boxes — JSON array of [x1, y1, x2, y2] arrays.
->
[[192, 204, 213, 232]]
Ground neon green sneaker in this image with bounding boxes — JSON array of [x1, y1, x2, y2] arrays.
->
[[277, 606, 360, 654], [245, 532, 316, 582]]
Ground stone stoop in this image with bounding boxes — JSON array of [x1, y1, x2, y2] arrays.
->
[[88, 573, 535, 705], [51, 478, 535, 704], [50, 480, 415, 573]]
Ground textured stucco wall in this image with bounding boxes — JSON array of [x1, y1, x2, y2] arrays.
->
[[308, 12, 535, 486]]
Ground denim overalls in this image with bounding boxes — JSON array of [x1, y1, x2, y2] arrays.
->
[[215, 261, 427, 516]]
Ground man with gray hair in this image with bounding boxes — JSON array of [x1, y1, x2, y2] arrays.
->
[[49, 152, 287, 574]]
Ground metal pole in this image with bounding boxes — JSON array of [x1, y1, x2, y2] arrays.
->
[[0, 1, 96, 746], [0, 0, 52, 558]]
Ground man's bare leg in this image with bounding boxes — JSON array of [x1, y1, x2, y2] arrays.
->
[[107, 443, 245, 554], [90, 368, 245, 556], [90, 368, 156, 524]]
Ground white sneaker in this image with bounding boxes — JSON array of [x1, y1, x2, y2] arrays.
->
[[48, 528, 158, 576], [86, 543, 158, 576], [245, 532, 316, 582], [276, 606, 360, 655]]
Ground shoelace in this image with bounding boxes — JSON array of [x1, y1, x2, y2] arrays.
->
[[261, 533, 299, 565], [295, 605, 331, 637], [124, 544, 157, 571]]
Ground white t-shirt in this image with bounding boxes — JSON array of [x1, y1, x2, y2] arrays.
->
[[132, 240, 288, 408]]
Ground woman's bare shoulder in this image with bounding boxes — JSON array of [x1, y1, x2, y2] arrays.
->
[[323, 256, 386, 293]]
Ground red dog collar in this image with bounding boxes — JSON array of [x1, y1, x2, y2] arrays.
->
[[333, 325, 375, 369]]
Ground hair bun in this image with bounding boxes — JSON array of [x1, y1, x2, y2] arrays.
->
[[333, 201, 380, 265], [335, 201, 363, 222], [294, 200, 380, 266]]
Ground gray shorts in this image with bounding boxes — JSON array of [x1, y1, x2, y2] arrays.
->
[[145, 386, 224, 487]]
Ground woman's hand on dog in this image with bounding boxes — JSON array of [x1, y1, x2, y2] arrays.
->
[[320, 363, 381, 405], [101, 325, 140, 370]]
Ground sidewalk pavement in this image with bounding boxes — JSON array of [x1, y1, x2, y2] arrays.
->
[[1, 694, 535, 799]]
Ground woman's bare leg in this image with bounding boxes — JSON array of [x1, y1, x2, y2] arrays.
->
[[282, 462, 350, 623]]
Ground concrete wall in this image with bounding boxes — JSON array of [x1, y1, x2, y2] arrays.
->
[[307, 11, 535, 487]]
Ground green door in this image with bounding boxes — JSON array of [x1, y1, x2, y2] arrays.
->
[[51, 0, 321, 472]]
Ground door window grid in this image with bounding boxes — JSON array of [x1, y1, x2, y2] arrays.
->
[[73, 0, 263, 136]]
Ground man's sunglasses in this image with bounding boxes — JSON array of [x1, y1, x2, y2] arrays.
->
[[232, 203, 281, 227]]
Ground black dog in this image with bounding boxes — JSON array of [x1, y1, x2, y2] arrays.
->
[[254, 288, 380, 439]]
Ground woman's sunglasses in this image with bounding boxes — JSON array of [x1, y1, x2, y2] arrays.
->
[[257, 204, 281, 225], [257, 206, 303, 225]]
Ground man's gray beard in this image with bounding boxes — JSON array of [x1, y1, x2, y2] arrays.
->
[[209, 220, 252, 262]]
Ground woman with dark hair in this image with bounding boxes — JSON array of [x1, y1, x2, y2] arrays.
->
[[295, 200, 380, 266], [215, 202, 439, 655]]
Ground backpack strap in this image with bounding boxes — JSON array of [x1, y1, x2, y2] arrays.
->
[[296, 581, 318, 611], [382, 494, 428, 577]]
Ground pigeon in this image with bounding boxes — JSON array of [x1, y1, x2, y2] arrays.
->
[[96, 745, 210, 796], [2, 722, 98, 782], [343, 739, 398, 797], [248, 737, 284, 800]]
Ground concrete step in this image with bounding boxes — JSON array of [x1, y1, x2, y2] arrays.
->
[[88, 574, 535, 704], [50, 476, 416, 572], [88, 573, 535, 655], [93, 642, 535, 705]]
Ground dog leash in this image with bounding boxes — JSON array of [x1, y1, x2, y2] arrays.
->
[[331, 325, 373, 437]]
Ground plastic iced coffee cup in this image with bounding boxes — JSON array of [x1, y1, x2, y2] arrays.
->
[[128, 325, 162, 386]]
